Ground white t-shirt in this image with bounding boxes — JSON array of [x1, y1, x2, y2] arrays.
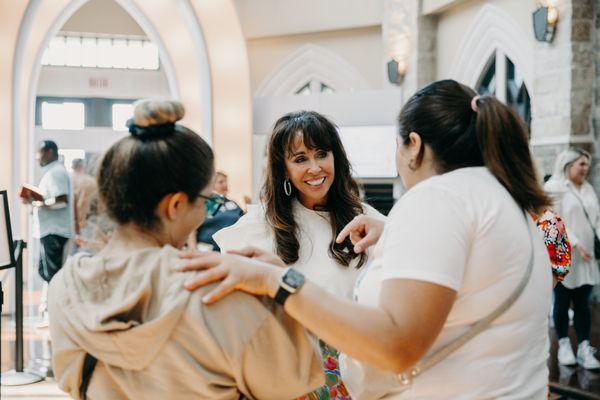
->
[[33, 161, 73, 239], [544, 178, 600, 288], [214, 200, 384, 299], [341, 167, 552, 400]]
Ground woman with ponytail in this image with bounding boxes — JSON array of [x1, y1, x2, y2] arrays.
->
[[181, 80, 554, 398], [47, 100, 323, 399]]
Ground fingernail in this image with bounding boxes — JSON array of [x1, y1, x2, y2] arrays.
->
[[202, 295, 211, 303], [184, 279, 196, 287]]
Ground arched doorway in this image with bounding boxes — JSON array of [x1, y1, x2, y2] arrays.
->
[[4, 0, 252, 237]]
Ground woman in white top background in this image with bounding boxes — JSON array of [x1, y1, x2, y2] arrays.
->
[[213, 110, 383, 399], [545, 149, 600, 370], [182, 80, 553, 398]]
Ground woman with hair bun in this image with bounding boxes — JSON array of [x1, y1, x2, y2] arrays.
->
[[181, 80, 554, 398], [48, 99, 323, 399]]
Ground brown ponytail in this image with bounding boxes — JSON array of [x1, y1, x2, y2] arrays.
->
[[474, 96, 550, 214], [398, 79, 550, 214]]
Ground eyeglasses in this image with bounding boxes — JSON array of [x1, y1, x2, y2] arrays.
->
[[198, 193, 226, 217]]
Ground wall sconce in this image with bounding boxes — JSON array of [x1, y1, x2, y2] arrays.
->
[[532, 5, 558, 42], [387, 59, 406, 85]]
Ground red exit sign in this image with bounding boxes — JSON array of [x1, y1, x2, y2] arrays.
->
[[89, 78, 108, 88]]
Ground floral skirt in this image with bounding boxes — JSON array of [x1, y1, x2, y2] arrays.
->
[[298, 340, 351, 400]]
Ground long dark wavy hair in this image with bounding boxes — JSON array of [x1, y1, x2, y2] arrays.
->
[[261, 111, 367, 268]]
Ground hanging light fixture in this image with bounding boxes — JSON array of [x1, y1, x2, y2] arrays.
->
[[532, 5, 559, 42]]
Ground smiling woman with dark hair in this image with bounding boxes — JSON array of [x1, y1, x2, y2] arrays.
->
[[214, 110, 384, 399]]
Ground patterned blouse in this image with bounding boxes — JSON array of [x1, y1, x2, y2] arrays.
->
[[297, 340, 351, 400], [535, 210, 571, 281]]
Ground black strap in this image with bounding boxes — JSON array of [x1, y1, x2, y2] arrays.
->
[[274, 286, 291, 305], [79, 353, 97, 400]]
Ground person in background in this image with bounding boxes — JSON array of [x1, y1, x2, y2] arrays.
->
[[21, 140, 73, 283], [19, 140, 73, 326], [48, 100, 323, 400], [70, 158, 97, 236], [213, 111, 384, 400], [188, 171, 244, 251], [545, 148, 600, 370], [181, 80, 554, 399]]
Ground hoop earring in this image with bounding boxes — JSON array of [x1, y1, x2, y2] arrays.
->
[[284, 179, 292, 196], [408, 159, 417, 171]]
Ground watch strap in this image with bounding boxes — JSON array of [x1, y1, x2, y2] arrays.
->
[[274, 286, 292, 305]]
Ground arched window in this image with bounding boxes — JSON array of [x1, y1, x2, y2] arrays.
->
[[294, 80, 335, 96], [255, 44, 368, 97], [476, 51, 531, 129]]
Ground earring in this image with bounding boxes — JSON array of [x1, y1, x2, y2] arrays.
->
[[284, 179, 292, 196], [408, 159, 417, 171]]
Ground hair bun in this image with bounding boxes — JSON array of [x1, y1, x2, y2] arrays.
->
[[133, 99, 185, 127], [128, 99, 184, 140]]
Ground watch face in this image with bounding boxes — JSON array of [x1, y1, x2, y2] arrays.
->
[[283, 268, 305, 288]]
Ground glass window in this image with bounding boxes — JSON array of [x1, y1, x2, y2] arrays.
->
[[65, 36, 83, 67], [476, 52, 531, 130], [43, 37, 67, 66], [142, 42, 159, 70], [41, 35, 159, 70], [320, 82, 334, 94], [112, 39, 129, 69], [41, 101, 85, 130], [96, 38, 113, 68], [295, 82, 312, 96], [128, 40, 144, 69], [112, 103, 134, 131], [81, 37, 98, 67]]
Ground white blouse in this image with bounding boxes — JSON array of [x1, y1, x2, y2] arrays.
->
[[213, 200, 384, 299], [545, 179, 600, 288]]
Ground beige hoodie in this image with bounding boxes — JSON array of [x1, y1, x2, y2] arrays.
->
[[48, 245, 323, 399]]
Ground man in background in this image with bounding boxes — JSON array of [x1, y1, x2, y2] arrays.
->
[[21, 140, 73, 283]]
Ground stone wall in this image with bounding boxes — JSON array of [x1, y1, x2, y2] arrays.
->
[[531, 0, 600, 188]]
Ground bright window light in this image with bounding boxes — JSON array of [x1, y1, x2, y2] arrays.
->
[[65, 36, 83, 67], [43, 37, 67, 66], [58, 149, 86, 174], [112, 39, 129, 69], [41, 35, 160, 70], [128, 40, 144, 69], [96, 38, 113, 68], [81, 37, 97, 67], [41, 101, 85, 130], [142, 42, 159, 70], [112, 103, 134, 131]]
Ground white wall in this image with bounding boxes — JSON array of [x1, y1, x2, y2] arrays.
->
[[234, 0, 383, 39], [61, 0, 145, 35], [247, 26, 386, 94], [37, 66, 170, 99], [435, 0, 536, 83]]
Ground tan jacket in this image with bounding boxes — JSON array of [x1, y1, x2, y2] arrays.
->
[[48, 246, 323, 399]]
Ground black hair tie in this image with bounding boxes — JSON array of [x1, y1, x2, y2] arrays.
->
[[127, 118, 175, 140]]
